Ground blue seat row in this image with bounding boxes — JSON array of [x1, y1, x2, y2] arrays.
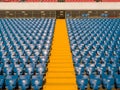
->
[[0, 18, 55, 89], [67, 18, 120, 90], [77, 74, 120, 90], [0, 75, 43, 90], [0, 63, 46, 75]]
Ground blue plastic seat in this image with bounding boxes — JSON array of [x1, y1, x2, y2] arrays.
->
[[76, 75, 88, 90], [89, 74, 101, 90], [25, 67, 34, 75], [6, 75, 18, 90], [29, 56, 39, 63], [73, 56, 81, 64], [31, 75, 44, 90], [14, 64, 24, 75], [3, 67, 13, 75], [96, 64, 106, 75], [75, 64, 85, 75], [36, 64, 46, 75], [107, 64, 117, 75], [20, 56, 29, 64], [41, 49, 50, 56], [102, 74, 114, 90], [86, 64, 95, 75], [18, 75, 31, 90], [81, 57, 90, 65], [39, 56, 48, 63]]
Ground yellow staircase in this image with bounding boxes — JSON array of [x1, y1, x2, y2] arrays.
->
[[43, 19, 77, 90]]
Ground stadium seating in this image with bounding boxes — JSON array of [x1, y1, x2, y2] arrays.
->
[[67, 18, 120, 90], [0, 18, 55, 89]]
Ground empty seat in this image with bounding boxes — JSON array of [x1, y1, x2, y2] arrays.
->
[[3, 67, 13, 75], [75, 64, 85, 75], [25, 64, 35, 75], [36, 63, 46, 75], [89, 74, 101, 89], [18, 75, 30, 90], [76, 75, 88, 89], [102, 74, 114, 89], [6, 75, 18, 90], [31, 75, 44, 90]]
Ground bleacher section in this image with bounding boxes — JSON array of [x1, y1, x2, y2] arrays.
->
[[67, 18, 120, 90], [0, 18, 55, 90]]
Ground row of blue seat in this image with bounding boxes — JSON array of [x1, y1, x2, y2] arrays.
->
[[0, 75, 43, 90], [75, 63, 120, 75], [67, 18, 120, 90], [0, 63, 46, 75], [77, 74, 120, 90], [0, 18, 55, 89]]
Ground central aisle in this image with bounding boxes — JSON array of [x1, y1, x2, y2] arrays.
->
[[43, 19, 77, 90]]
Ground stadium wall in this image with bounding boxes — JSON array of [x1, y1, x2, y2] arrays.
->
[[0, 3, 120, 18]]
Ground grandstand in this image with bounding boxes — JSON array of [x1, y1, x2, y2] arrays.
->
[[0, 1, 120, 90]]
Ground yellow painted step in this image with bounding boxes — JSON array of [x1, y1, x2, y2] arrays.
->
[[50, 56, 72, 58], [43, 19, 77, 90], [46, 78, 76, 84], [51, 57, 72, 63], [49, 60, 73, 63], [48, 67, 74, 72], [48, 64, 74, 68], [48, 62, 74, 66], [44, 85, 77, 90], [46, 72, 76, 78]]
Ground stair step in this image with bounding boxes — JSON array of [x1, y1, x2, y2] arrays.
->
[[43, 84, 78, 90], [46, 78, 76, 84], [48, 67, 74, 72], [46, 72, 76, 78]]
